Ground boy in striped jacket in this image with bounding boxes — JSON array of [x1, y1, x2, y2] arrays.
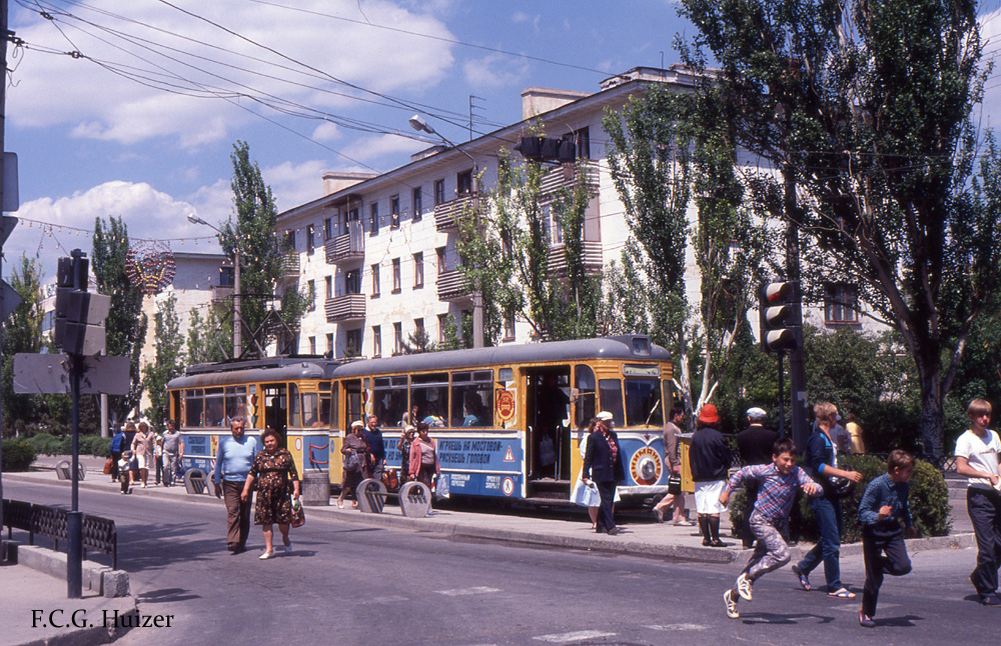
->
[[720, 438, 822, 618]]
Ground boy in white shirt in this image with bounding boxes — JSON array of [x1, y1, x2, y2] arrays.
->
[[955, 398, 1001, 606]]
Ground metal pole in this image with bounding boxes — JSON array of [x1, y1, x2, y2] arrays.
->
[[67, 249, 85, 598], [470, 166, 484, 349], [0, 0, 9, 546], [777, 353, 785, 438], [234, 246, 241, 357]]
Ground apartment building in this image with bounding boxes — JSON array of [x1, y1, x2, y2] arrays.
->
[[276, 65, 874, 360]]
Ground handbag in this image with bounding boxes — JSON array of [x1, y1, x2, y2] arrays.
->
[[667, 475, 682, 495], [103, 459, 113, 475], [290, 497, 305, 528], [343, 449, 360, 471]]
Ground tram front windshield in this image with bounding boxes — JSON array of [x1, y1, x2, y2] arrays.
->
[[625, 377, 663, 427]]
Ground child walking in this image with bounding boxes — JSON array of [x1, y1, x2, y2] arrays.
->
[[857, 450, 916, 627], [954, 398, 1001, 606], [719, 438, 822, 618], [117, 451, 133, 494]]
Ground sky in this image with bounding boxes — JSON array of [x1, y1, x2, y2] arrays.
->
[[2, 0, 1000, 284]]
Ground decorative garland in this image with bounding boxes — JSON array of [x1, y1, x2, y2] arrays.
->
[[125, 240, 177, 294]]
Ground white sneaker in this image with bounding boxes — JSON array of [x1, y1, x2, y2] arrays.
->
[[736, 573, 753, 601], [259, 550, 276, 560], [723, 589, 739, 619]]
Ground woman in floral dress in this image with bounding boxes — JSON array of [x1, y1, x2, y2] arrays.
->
[[241, 428, 300, 560]]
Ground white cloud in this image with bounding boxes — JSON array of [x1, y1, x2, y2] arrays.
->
[[7, 0, 457, 148], [312, 122, 342, 142], [463, 53, 530, 90], [340, 133, 427, 163], [264, 160, 330, 212]]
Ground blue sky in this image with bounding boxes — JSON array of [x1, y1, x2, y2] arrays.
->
[[2, 0, 999, 282]]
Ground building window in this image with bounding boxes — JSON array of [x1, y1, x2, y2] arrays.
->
[[324, 217, 333, 240], [412, 187, 423, 222], [393, 322, 403, 355], [392, 258, 401, 292], [438, 313, 450, 344], [503, 311, 516, 341], [369, 202, 379, 236], [372, 326, 382, 357], [346, 269, 361, 295], [415, 317, 425, 340], [434, 179, 446, 205], [325, 276, 333, 299], [308, 336, 316, 354], [326, 333, 333, 356], [825, 283, 860, 324], [371, 263, 380, 297], [306, 224, 315, 253], [307, 279, 316, 311], [457, 170, 472, 195], [284, 230, 296, 252], [413, 252, 424, 288], [346, 329, 362, 357], [390, 194, 401, 228], [437, 247, 447, 275], [567, 126, 590, 159]]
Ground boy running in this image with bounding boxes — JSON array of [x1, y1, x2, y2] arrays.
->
[[857, 450, 916, 627], [720, 438, 822, 618]]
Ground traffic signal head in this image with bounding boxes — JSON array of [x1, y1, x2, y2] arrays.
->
[[759, 280, 799, 353], [52, 253, 108, 356]]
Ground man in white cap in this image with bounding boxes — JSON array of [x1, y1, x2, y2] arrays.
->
[[736, 407, 779, 548], [582, 411, 625, 535]]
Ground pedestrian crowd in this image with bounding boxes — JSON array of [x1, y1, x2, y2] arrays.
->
[[107, 417, 184, 494]]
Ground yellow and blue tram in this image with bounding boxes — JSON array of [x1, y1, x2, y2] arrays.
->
[[166, 335, 674, 502]]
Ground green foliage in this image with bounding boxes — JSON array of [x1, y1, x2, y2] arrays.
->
[[186, 306, 229, 365], [1, 438, 36, 471], [1, 255, 48, 434], [142, 294, 184, 428], [729, 455, 951, 541], [401, 327, 436, 354], [678, 0, 1001, 456], [93, 216, 148, 420], [23, 433, 111, 458]]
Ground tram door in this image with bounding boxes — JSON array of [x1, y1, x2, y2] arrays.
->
[[263, 384, 288, 441], [526, 367, 571, 481], [343, 380, 364, 429]]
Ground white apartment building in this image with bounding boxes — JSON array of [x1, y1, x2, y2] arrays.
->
[[277, 66, 874, 360]]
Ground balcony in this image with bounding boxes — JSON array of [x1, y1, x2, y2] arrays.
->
[[325, 221, 365, 265], [436, 268, 471, 302], [282, 251, 300, 278], [539, 160, 600, 201], [434, 193, 479, 233], [325, 293, 366, 323], [211, 285, 234, 304], [547, 241, 603, 276]]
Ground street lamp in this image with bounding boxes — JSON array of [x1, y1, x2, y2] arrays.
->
[[409, 115, 484, 348], [189, 214, 242, 358]]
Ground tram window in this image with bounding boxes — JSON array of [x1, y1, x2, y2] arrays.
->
[[300, 393, 321, 427], [451, 371, 493, 427], [598, 379, 625, 427], [373, 375, 408, 427], [289, 384, 302, 427], [329, 382, 339, 429], [411, 373, 448, 427], [225, 386, 247, 422], [185, 389, 204, 427], [662, 379, 673, 415], [574, 365, 596, 427], [319, 393, 331, 428], [498, 367, 513, 382], [204, 388, 226, 427], [345, 381, 363, 428], [625, 378, 663, 427]]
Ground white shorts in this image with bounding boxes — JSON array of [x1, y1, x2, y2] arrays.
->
[[694, 480, 726, 514], [136, 453, 149, 470]]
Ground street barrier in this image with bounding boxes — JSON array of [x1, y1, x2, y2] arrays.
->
[[54, 459, 87, 481], [1, 499, 117, 569], [355, 479, 432, 517], [183, 468, 210, 495]]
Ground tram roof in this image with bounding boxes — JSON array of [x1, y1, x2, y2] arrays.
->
[[331, 335, 671, 379], [167, 357, 340, 389]]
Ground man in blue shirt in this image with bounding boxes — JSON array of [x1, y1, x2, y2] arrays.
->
[[212, 417, 259, 554], [362, 415, 386, 481]]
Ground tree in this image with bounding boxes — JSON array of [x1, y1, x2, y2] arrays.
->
[[603, 84, 768, 427], [93, 216, 148, 422], [457, 145, 602, 344], [186, 306, 229, 365], [678, 0, 1001, 455], [1, 255, 46, 434], [141, 294, 184, 428], [219, 141, 310, 357]]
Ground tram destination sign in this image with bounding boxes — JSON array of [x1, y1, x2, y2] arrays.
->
[[13, 353, 131, 395]]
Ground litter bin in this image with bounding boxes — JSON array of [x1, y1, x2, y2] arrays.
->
[[300, 470, 330, 506]]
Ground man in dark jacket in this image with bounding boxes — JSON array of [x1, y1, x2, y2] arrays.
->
[[736, 407, 779, 547], [582, 411, 625, 535], [689, 404, 732, 547]]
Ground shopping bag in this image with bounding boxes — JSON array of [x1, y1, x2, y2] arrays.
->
[[290, 497, 305, 528], [435, 474, 450, 500]]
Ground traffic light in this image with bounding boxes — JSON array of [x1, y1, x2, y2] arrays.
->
[[758, 280, 798, 353], [53, 253, 111, 356], [514, 136, 577, 163]]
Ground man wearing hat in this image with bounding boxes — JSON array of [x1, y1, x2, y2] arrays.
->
[[736, 407, 779, 547], [689, 404, 732, 547], [582, 411, 625, 535]]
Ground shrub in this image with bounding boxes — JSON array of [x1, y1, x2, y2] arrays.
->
[[80, 436, 112, 458], [2, 438, 37, 471], [727, 454, 952, 542], [27, 433, 69, 456]]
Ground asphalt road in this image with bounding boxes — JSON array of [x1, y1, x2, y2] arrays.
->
[[5, 479, 997, 646]]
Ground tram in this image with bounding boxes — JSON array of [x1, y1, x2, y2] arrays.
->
[[166, 334, 673, 502]]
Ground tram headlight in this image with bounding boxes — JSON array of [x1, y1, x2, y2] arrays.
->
[[638, 457, 657, 481]]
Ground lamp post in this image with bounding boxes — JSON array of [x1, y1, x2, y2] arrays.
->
[[189, 214, 242, 357], [409, 115, 484, 348]]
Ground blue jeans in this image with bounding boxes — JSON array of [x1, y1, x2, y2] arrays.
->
[[796, 496, 844, 591]]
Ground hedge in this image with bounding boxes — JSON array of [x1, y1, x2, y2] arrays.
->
[[2, 438, 37, 471], [25, 433, 112, 458], [728, 455, 951, 543]]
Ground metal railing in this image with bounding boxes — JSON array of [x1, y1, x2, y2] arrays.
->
[[2, 499, 118, 569]]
